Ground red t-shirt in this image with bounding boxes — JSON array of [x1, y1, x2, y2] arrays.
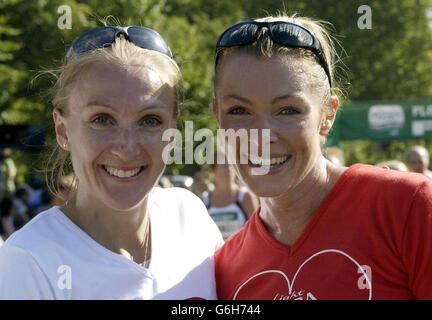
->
[[215, 164, 432, 300]]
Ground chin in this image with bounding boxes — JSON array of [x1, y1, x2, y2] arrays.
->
[[247, 184, 288, 198], [237, 170, 292, 198], [101, 186, 152, 212]]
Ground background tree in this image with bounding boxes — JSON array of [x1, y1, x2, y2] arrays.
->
[[2, 0, 432, 182]]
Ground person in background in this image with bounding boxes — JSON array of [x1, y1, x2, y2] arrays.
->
[[14, 184, 33, 220], [28, 174, 45, 217], [191, 167, 211, 201], [405, 145, 432, 178], [0, 195, 16, 240], [375, 160, 409, 172], [13, 214, 28, 232], [323, 146, 345, 166], [203, 153, 259, 241], [212, 14, 432, 299], [0, 148, 17, 194], [0, 25, 222, 299], [156, 176, 173, 188], [32, 186, 56, 215]]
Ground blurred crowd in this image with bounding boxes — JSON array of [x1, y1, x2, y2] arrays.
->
[[1, 144, 432, 244], [0, 148, 73, 244]]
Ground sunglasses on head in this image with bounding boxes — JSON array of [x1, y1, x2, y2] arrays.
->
[[66, 26, 172, 59], [215, 20, 332, 87]]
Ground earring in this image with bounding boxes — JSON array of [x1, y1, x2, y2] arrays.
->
[[63, 142, 68, 150]]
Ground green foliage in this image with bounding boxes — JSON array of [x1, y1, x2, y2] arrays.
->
[[2, 0, 432, 181]]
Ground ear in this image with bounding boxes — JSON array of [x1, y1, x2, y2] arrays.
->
[[320, 95, 339, 136], [53, 108, 69, 151]]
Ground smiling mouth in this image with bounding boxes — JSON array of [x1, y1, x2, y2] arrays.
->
[[102, 165, 145, 178], [248, 155, 291, 167]]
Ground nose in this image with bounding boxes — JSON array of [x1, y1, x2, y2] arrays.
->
[[245, 117, 277, 162], [253, 117, 278, 145], [111, 127, 142, 161]]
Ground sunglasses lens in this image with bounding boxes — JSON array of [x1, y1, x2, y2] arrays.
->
[[218, 23, 259, 47], [72, 27, 118, 53], [128, 27, 172, 56], [270, 23, 315, 47]]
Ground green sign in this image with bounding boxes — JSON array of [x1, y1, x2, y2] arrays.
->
[[327, 101, 432, 146]]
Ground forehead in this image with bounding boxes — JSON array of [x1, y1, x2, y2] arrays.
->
[[216, 53, 309, 97], [70, 61, 175, 111]]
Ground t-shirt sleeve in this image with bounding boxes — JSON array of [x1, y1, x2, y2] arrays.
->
[[0, 245, 55, 299], [401, 180, 432, 299]]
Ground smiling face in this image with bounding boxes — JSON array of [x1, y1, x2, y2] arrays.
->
[[53, 60, 177, 211], [213, 53, 337, 197]]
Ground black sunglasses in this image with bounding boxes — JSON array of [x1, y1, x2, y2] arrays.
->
[[66, 26, 172, 59], [215, 20, 332, 87]]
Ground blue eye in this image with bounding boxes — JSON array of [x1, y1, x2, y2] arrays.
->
[[91, 115, 113, 126], [279, 107, 300, 115], [228, 107, 249, 115], [142, 116, 162, 127]]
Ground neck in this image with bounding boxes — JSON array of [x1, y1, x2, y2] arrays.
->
[[259, 159, 343, 246], [213, 180, 237, 194], [62, 189, 150, 262]]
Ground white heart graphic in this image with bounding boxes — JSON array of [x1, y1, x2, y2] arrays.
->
[[233, 249, 372, 300]]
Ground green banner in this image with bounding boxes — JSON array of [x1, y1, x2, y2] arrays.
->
[[327, 101, 432, 146]]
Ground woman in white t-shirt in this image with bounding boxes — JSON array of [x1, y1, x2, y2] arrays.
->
[[0, 26, 223, 299]]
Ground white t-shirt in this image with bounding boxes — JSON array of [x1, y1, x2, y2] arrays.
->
[[0, 187, 223, 299]]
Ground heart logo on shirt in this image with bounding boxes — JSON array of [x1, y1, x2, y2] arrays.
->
[[233, 249, 372, 300]]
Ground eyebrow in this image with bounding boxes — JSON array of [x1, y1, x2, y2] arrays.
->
[[271, 94, 295, 104], [86, 102, 115, 109], [86, 101, 167, 112], [222, 94, 252, 105], [223, 93, 301, 105]]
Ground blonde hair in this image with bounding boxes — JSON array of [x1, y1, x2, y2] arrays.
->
[[45, 35, 182, 198], [214, 13, 344, 146]]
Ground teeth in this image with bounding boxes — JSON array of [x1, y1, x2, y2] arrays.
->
[[249, 155, 288, 166], [249, 154, 264, 166], [270, 157, 288, 165], [104, 166, 141, 178]]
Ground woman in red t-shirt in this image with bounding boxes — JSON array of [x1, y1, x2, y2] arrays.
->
[[212, 14, 432, 300]]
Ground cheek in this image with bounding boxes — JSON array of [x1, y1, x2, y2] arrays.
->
[[75, 126, 114, 151], [148, 134, 168, 161]]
